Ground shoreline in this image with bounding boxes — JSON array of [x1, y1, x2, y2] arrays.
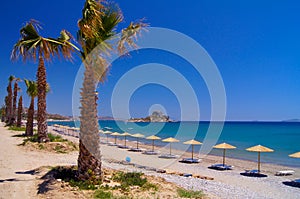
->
[[48, 126, 300, 198], [50, 124, 300, 170], [1, 123, 300, 198], [48, 120, 300, 168]]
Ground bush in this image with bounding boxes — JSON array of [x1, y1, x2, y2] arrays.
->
[[50, 166, 101, 190], [23, 133, 66, 143], [8, 126, 26, 131], [112, 171, 147, 190], [177, 188, 204, 198], [94, 189, 113, 199], [47, 133, 67, 142]]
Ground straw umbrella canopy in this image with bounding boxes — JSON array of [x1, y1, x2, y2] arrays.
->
[[131, 133, 145, 149], [110, 132, 121, 144], [146, 135, 161, 151], [246, 145, 274, 172], [183, 139, 202, 160], [289, 152, 300, 158], [102, 130, 112, 143], [214, 143, 236, 166], [162, 137, 179, 155], [120, 132, 131, 147]]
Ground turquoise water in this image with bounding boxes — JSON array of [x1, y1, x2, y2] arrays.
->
[[48, 121, 300, 168]]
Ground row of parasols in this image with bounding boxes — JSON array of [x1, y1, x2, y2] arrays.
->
[[52, 125, 300, 172], [101, 130, 300, 172]]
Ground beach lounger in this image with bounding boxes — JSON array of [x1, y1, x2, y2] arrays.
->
[[117, 145, 130, 149], [128, 148, 143, 152], [179, 158, 201, 164], [142, 150, 159, 155], [208, 164, 232, 170], [108, 143, 118, 146], [283, 179, 300, 188], [275, 170, 294, 176], [156, 169, 166, 173], [240, 169, 268, 177], [183, 173, 193, 177], [158, 154, 179, 159]]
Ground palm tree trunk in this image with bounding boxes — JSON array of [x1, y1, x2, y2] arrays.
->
[[78, 64, 101, 181], [4, 96, 9, 123], [6, 84, 12, 124], [16, 96, 23, 127], [37, 57, 49, 142], [12, 81, 18, 125], [25, 97, 34, 136]]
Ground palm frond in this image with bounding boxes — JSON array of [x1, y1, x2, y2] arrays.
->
[[118, 20, 148, 55], [11, 20, 78, 62]]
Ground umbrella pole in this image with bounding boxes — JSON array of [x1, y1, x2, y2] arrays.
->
[[106, 135, 108, 143], [223, 149, 226, 166], [192, 145, 194, 160], [258, 152, 261, 172], [137, 138, 139, 149], [114, 136, 117, 144], [152, 140, 154, 151], [125, 136, 127, 147], [170, 143, 172, 155]]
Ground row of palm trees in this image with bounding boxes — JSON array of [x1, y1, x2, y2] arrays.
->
[[2, 75, 44, 137], [3, 76, 22, 126], [8, 0, 147, 182]]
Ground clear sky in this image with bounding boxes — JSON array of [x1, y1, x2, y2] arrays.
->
[[1, 0, 300, 121]]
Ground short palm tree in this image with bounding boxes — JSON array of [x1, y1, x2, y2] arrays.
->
[[0, 105, 5, 122], [6, 75, 15, 125], [12, 78, 21, 125], [76, 0, 147, 181], [24, 80, 38, 136], [16, 95, 23, 127], [12, 20, 78, 142]]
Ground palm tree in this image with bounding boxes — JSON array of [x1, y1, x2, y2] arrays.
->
[[77, 0, 147, 181], [12, 20, 78, 142], [16, 96, 23, 127], [0, 105, 5, 122], [4, 96, 8, 122], [6, 75, 15, 125], [24, 80, 37, 136], [12, 78, 20, 125], [24, 80, 50, 136]]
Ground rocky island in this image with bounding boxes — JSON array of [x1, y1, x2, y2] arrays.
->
[[128, 111, 173, 122]]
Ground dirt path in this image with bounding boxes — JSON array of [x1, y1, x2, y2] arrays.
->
[[0, 123, 77, 199]]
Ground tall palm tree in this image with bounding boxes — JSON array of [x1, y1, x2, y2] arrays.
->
[[12, 78, 20, 125], [16, 96, 23, 127], [6, 75, 15, 125], [77, 0, 147, 181], [24, 80, 37, 136], [12, 20, 78, 142]]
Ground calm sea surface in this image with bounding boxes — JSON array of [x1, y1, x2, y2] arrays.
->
[[48, 121, 300, 168]]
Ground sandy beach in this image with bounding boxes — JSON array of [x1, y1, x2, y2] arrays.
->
[[1, 123, 300, 199]]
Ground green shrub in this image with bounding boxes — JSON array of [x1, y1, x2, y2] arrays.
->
[[23, 133, 66, 143], [141, 182, 158, 191], [8, 126, 26, 131], [94, 189, 113, 199], [177, 188, 204, 198], [50, 166, 101, 190], [112, 171, 147, 190], [47, 133, 67, 142]]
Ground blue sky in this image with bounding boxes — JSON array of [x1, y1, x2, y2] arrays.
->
[[1, 0, 300, 121]]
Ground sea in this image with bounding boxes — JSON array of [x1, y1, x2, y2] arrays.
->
[[48, 120, 300, 168]]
